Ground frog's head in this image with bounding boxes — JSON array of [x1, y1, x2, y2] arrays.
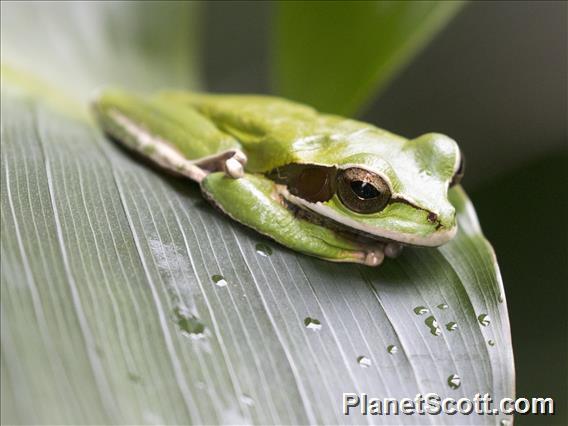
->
[[278, 133, 464, 247]]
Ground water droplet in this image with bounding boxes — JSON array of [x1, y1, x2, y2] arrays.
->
[[304, 317, 322, 331], [211, 274, 227, 287], [425, 316, 441, 336], [387, 345, 398, 354], [498, 293, 504, 303], [128, 372, 141, 383], [478, 314, 491, 326], [173, 306, 205, 338], [447, 374, 461, 389], [414, 306, 429, 315], [357, 356, 372, 368], [437, 303, 449, 310], [499, 419, 511, 426], [255, 243, 272, 257], [488, 339, 495, 346], [240, 394, 254, 406], [446, 321, 458, 331]]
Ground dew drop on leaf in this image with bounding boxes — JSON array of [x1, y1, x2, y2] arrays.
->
[[446, 321, 458, 331], [437, 303, 449, 310], [255, 243, 272, 257], [173, 306, 205, 339], [357, 356, 371, 368], [387, 345, 398, 354], [211, 274, 227, 287], [488, 339, 496, 346], [240, 394, 254, 406], [425, 316, 441, 336], [413, 306, 429, 315], [478, 314, 491, 326], [447, 374, 461, 389], [304, 317, 322, 331]]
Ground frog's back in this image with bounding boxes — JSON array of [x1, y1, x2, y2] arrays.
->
[[159, 92, 406, 172]]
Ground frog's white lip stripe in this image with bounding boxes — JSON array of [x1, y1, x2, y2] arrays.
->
[[282, 191, 457, 247]]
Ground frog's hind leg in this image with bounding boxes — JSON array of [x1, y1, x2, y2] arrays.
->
[[93, 89, 246, 183], [100, 109, 209, 182]]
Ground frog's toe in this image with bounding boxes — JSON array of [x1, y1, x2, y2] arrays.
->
[[223, 151, 248, 178], [364, 249, 385, 267], [232, 150, 248, 166], [385, 242, 403, 258], [224, 157, 245, 178]]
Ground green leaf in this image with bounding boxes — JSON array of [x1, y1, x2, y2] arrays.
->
[[273, 1, 464, 115], [2, 2, 513, 424]]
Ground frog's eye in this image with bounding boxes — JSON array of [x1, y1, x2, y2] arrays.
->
[[337, 167, 391, 214], [449, 152, 465, 187]]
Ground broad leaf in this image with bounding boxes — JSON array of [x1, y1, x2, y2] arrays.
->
[[274, 1, 464, 115], [1, 1, 513, 425]]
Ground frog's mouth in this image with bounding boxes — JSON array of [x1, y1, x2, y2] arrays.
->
[[276, 184, 456, 249], [274, 185, 405, 260], [269, 163, 456, 248]]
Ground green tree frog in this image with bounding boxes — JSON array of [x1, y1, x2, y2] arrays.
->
[[93, 90, 464, 266]]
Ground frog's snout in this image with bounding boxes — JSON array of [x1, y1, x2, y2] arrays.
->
[[434, 208, 458, 239]]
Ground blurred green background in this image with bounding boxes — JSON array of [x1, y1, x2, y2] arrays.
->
[[204, 1, 567, 423]]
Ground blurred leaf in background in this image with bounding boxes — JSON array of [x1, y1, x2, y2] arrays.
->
[[274, 1, 463, 115]]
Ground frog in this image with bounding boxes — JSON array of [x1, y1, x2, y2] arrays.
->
[[93, 89, 464, 266]]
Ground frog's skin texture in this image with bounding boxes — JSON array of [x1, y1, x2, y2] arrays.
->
[[94, 90, 464, 266]]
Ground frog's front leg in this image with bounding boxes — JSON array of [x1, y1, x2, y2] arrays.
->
[[93, 89, 247, 182], [193, 150, 247, 179], [202, 172, 386, 266]]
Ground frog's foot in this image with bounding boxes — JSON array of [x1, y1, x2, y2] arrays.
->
[[362, 248, 385, 267], [354, 242, 401, 265], [385, 242, 403, 259], [223, 150, 247, 178]]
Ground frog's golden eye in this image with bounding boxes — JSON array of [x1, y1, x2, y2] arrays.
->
[[337, 167, 391, 214], [450, 152, 465, 187]]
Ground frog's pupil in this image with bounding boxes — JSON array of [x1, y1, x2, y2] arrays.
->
[[351, 181, 379, 199]]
